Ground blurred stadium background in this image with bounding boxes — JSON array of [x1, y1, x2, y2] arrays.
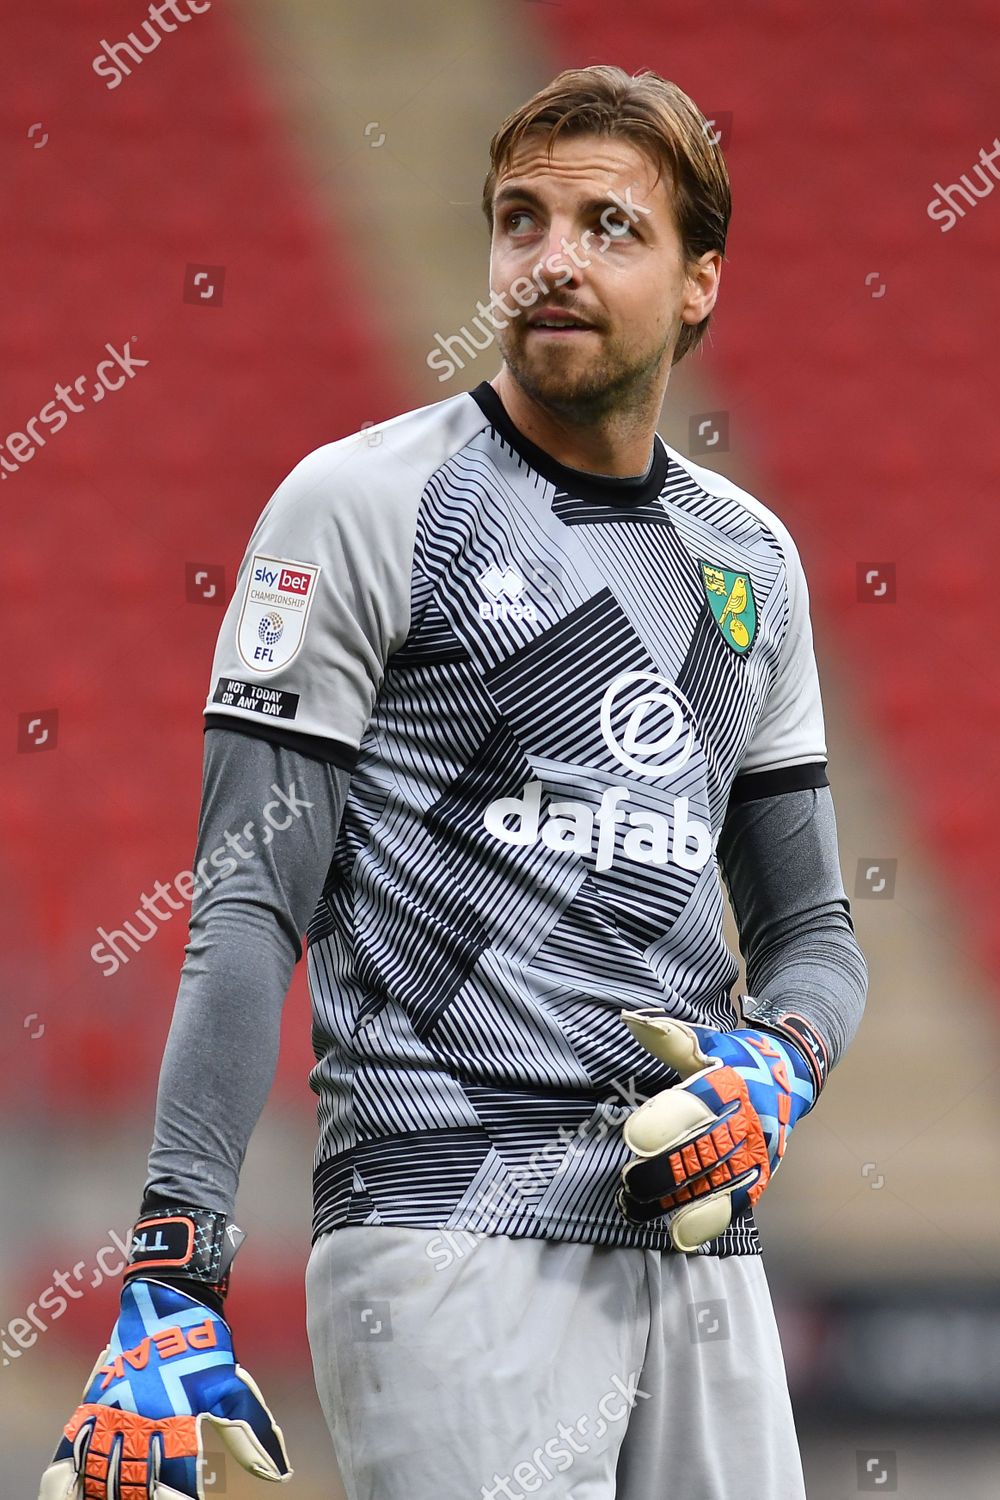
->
[[3, 0, 1000, 1494]]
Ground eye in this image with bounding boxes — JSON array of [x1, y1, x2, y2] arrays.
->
[[505, 210, 535, 235], [601, 212, 638, 240]]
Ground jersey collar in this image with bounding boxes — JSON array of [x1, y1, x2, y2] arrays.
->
[[470, 380, 670, 509]]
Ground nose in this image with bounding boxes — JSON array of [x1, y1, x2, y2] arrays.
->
[[532, 217, 586, 295]]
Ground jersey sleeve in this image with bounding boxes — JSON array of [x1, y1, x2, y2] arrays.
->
[[717, 782, 868, 1095], [732, 516, 829, 800], [141, 728, 353, 1220], [204, 442, 417, 769]]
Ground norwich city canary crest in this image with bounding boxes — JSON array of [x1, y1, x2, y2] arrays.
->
[[698, 560, 758, 654]]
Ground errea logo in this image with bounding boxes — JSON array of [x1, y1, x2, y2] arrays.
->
[[479, 564, 537, 623]]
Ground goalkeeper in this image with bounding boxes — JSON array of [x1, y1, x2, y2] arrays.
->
[[40, 64, 867, 1500]]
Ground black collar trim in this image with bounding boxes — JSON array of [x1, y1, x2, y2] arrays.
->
[[470, 381, 670, 508]]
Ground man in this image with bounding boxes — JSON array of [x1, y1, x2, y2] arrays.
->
[[41, 65, 867, 1500]]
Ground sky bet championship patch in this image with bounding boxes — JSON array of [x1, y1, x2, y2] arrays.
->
[[697, 558, 758, 654], [237, 553, 320, 674]]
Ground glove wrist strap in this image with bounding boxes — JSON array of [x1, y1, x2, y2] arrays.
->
[[123, 1205, 245, 1302], [740, 999, 830, 1101]]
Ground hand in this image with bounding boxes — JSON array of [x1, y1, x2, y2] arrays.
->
[[38, 1277, 291, 1499], [617, 1011, 816, 1252]]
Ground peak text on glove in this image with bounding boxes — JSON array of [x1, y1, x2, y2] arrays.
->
[[744, 1033, 793, 1157], [100, 1318, 218, 1389]]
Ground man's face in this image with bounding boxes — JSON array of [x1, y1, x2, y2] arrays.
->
[[489, 131, 717, 420]]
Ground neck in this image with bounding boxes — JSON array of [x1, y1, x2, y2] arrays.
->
[[490, 367, 667, 477]]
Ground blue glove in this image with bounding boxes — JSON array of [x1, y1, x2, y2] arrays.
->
[[38, 1277, 291, 1499], [617, 1010, 817, 1251]]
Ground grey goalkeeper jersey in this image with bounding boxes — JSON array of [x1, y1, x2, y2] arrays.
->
[[198, 380, 860, 1256]]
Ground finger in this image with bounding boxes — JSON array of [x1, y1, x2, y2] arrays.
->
[[133, 1422, 198, 1500], [76, 1347, 113, 1406], [667, 1194, 735, 1253], [105, 1431, 125, 1500], [38, 1458, 80, 1500], [623, 1123, 745, 1203], [636, 1156, 762, 1213], [620, 1011, 711, 1077], [207, 1416, 291, 1483], [617, 1185, 674, 1225], [206, 1366, 293, 1482], [619, 1181, 737, 1251], [72, 1414, 102, 1500], [622, 1076, 721, 1157], [147, 1433, 163, 1500]]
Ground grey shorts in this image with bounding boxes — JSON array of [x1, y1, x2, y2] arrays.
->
[[305, 1226, 806, 1500]]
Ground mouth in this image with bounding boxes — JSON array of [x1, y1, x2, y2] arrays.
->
[[525, 316, 598, 338]]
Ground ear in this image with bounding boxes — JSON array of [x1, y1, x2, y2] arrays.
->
[[679, 249, 722, 325]]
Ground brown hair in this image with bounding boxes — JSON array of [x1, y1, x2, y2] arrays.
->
[[482, 65, 731, 365]]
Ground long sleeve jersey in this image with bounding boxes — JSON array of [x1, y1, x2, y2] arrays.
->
[[143, 381, 868, 1259]]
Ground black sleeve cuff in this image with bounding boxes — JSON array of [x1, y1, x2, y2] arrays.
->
[[729, 760, 829, 805], [204, 713, 359, 771]]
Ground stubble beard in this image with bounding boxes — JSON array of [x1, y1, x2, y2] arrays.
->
[[497, 322, 673, 427]]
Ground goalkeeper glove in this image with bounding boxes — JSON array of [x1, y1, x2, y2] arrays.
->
[[38, 1205, 292, 1500], [617, 1010, 821, 1252]]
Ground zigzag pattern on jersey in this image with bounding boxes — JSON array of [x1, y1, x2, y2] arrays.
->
[[310, 1124, 762, 1254], [392, 594, 471, 667], [550, 492, 674, 526], [306, 425, 789, 1255]]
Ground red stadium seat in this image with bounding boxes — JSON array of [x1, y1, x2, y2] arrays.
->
[[4, 0, 409, 1115], [534, 0, 1000, 1000]]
